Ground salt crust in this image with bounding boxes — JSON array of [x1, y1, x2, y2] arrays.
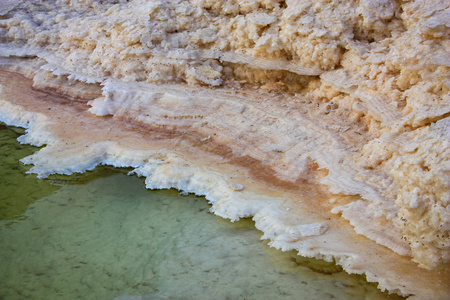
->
[[88, 78, 411, 257], [1, 72, 449, 299], [0, 97, 444, 299], [0, 0, 449, 298]]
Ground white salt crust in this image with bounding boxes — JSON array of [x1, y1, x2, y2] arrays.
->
[[0, 0, 449, 298]]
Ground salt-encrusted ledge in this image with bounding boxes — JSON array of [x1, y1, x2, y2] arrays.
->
[[1, 67, 449, 299]]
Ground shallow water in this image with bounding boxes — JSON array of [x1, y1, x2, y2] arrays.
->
[[0, 124, 404, 300], [0, 124, 59, 221]]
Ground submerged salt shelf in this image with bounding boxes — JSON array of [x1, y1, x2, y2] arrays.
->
[[0, 125, 403, 300]]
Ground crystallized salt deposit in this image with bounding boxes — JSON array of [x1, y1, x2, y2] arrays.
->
[[0, 1, 449, 299]]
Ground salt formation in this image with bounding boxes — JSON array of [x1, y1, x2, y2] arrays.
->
[[0, 0, 449, 298]]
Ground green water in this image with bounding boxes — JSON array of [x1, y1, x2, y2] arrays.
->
[[0, 124, 59, 221], [0, 124, 404, 300]]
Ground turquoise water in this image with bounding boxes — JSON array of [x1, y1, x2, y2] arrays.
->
[[0, 124, 404, 300]]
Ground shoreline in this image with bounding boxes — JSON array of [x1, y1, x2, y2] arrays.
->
[[1, 66, 448, 299]]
